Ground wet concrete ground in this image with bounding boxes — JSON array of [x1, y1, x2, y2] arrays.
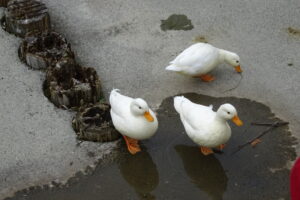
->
[[1, 0, 300, 198], [7, 94, 296, 200]]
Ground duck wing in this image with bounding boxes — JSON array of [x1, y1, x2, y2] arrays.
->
[[109, 89, 132, 118], [170, 43, 217, 68], [174, 96, 215, 130]]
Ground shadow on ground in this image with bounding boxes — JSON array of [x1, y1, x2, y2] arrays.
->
[[6, 93, 297, 200]]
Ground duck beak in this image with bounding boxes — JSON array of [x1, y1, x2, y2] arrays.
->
[[144, 111, 154, 122], [235, 65, 243, 73], [232, 115, 243, 126]]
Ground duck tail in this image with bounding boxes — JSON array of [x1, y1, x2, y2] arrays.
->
[[109, 88, 120, 103], [111, 88, 120, 93], [174, 96, 185, 114], [165, 64, 181, 72]]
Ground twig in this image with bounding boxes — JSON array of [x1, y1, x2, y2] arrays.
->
[[231, 121, 288, 155], [251, 122, 289, 126], [222, 73, 243, 93], [76, 140, 84, 147], [61, 105, 70, 110]]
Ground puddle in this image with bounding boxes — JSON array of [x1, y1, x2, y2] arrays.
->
[[161, 14, 194, 31], [7, 94, 297, 200]]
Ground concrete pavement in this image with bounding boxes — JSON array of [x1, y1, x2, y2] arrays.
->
[[0, 0, 300, 198]]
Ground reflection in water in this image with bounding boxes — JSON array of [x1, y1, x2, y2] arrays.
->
[[7, 93, 295, 200], [119, 151, 159, 200], [175, 145, 228, 200]]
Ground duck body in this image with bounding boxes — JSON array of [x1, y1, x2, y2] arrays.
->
[[166, 43, 221, 76], [174, 96, 243, 155], [109, 89, 158, 140], [174, 96, 231, 147], [166, 43, 242, 81]]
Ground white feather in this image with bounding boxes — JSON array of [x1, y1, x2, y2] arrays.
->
[[109, 89, 158, 140], [165, 43, 240, 76], [174, 96, 233, 148]]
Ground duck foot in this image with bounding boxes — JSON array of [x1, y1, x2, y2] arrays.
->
[[218, 144, 226, 150], [200, 146, 214, 155], [123, 136, 141, 155], [198, 74, 215, 82]]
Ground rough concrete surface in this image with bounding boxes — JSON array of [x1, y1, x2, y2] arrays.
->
[[0, 0, 300, 199], [8, 94, 297, 200], [0, 7, 118, 199]]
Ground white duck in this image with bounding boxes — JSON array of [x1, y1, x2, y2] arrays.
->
[[166, 43, 242, 82], [174, 96, 243, 155], [109, 89, 158, 154]]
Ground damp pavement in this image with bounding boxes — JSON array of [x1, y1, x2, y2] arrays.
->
[[0, 0, 300, 199], [6, 94, 297, 200]]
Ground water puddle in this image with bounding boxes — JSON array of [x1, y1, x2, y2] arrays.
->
[[7, 93, 297, 200], [160, 14, 194, 31]]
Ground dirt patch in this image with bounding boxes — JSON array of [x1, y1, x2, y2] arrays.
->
[[193, 35, 208, 43], [287, 27, 300, 37]]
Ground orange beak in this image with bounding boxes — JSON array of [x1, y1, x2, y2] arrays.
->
[[232, 115, 243, 126], [235, 65, 242, 73], [144, 111, 154, 122]]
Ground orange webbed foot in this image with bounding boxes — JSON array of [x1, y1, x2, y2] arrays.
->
[[123, 136, 141, 155], [199, 74, 215, 82], [200, 146, 214, 155], [218, 144, 226, 150]]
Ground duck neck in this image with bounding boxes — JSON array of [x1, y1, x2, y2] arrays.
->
[[214, 112, 227, 124], [130, 102, 139, 116], [218, 49, 234, 64]]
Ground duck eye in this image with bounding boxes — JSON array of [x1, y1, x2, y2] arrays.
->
[[236, 60, 239, 63], [227, 112, 231, 114], [139, 106, 142, 109]]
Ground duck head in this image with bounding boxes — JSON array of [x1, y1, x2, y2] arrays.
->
[[222, 51, 242, 73], [130, 98, 155, 122], [216, 104, 243, 126]]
